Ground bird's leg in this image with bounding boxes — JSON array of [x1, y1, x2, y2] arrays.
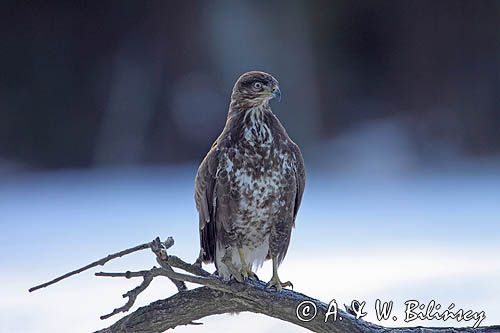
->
[[266, 256, 293, 292], [238, 248, 257, 280]]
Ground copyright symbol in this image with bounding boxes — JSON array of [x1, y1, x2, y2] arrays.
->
[[296, 300, 317, 322]]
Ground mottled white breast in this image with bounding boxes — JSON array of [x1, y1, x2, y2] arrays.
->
[[214, 106, 295, 280], [215, 148, 293, 279]]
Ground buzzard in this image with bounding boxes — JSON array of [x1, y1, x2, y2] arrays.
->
[[195, 71, 305, 291]]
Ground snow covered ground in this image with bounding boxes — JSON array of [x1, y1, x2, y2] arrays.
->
[[1, 163, 499, 332]]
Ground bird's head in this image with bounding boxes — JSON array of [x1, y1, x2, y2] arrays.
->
[[231, 71, 281, 108]]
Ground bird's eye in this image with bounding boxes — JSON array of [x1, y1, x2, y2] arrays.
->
[[253, 81, 263, 90]]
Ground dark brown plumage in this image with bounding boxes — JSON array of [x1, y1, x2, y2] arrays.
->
[[194, 71, 305, 290]]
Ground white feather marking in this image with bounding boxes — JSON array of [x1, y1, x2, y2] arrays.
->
[[225, 158, 233, 172], [243, 106, 273, 145]]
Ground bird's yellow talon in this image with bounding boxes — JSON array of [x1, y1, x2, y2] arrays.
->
[[238, 248, 257, 281], [266, 275, 293, 292], [266, 256, 292, 292], [240, 266, 257, 281]]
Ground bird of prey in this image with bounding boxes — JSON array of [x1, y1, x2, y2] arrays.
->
[[195, 71, 305, 291]]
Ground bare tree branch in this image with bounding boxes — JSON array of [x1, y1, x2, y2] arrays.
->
[[98, 267, 166, 320], [167, 254, 211, 277], [149, 237, 187, 292], [94, 279, 500, 333], [29, 237, 500, 333], [29, 237, 174, 293], [95, 270, 157, 279]]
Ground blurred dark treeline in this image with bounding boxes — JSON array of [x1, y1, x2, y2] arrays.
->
[[0, 1, 498, 171]]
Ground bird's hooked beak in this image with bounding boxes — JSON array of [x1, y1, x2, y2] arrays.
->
[[271, 86, 282, 102]]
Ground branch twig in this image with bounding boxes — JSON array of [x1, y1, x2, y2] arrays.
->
[[97, 267, 168, 320], [29, 237, 174, 293]]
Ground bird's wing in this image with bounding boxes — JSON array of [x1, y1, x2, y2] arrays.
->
[[275, 141, 306, 266], [195, 141, 221, 263], [291, 142, 305, 225]]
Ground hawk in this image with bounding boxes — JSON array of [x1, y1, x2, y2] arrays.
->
[[195, 71, 305, 291]]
